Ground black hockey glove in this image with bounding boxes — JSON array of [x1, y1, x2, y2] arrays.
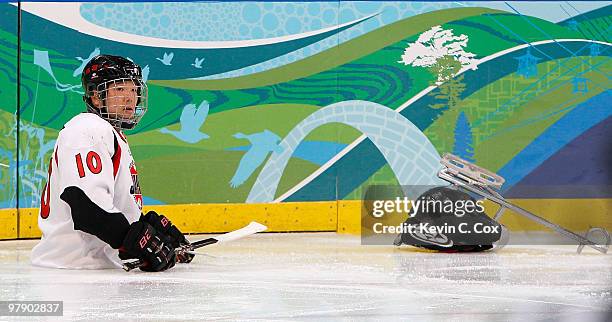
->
[[121, 221, 177, 272], [60, 186, 177, 271], [142, 211, 194, 263]]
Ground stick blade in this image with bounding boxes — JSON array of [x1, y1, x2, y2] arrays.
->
[[246, 221, 268, 233], [214, 221, 268, 243]]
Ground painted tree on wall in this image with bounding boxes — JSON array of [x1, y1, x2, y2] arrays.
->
[[430, 73, 466, 110], [427, 72, 467, 152], [398, 25, 475, 153], [452, 111, 475, 162], [398, 25, 477, 84]]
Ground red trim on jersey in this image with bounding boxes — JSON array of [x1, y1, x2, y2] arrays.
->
[[54, 148, 58, 167], [113, 128, 127, 143], [112, 138, 122, 178], [40, 158, 53, 219]]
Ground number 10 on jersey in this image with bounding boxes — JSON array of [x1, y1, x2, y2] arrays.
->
[[75, 151, 102, 177]]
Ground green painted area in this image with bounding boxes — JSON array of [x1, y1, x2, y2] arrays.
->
[[473, 88, 608, 170], [153, 7, 503, 91], [425, 56, 610, 171], [136, 149, 318, 204], [131, 144, 202, 161], [0, 28, 185, 132], [139, 10, 585, 133], [0, 110, 16, 152], [344, 164, 401, 201], [0, 107, 59, 151], [0, 29, 17, 118], [344, 56, 610, 200], [18, 35, 84, 127], [559, 4, 611, 42], [0, 107, 59, 207], [129, 103, 362, 152], [446, 14, 582, 56], [475, 14, 581, 43], [131, 103, 362, 202], [575, 18, 611, 42]]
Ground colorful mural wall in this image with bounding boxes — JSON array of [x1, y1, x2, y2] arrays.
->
[[0, 1, 610, 209]]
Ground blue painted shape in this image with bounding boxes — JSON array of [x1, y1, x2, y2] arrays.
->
[[242, 3, 261, 24], [159, 100, 210, 144], [155, 52, 174, 66], [229, 130, 282, 189], [571, 77, 589, 93], [32, 49, 83, 93], [514, 48, 541, 78], [505, 116, 611, 198], [499, 90, 612, 195], [452, 112, 474, 162], [141, 65, 150, 83], [567, 19, 579, 30], [73, 47, 100, 77], [17, 191, 38, 209], [589, 43, 602, 56], [13, 3, 373, 80], [0, 200, 15, 209], [291, 141, 347, 165], [191, 57, 204, 69], [142, 195, 165, 205]]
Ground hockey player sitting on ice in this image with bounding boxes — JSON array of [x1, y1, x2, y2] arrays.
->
[[31, 55, 192, 271]]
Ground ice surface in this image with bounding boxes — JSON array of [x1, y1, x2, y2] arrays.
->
[[0, 233, 610, 321]]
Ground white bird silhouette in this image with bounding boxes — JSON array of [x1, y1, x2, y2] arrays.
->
[[191, 57, 205, 69], [156, 52, 174, 66], [159, 100, 210, 144]]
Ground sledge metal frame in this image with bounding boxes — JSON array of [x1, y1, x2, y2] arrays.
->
[[438, 153, 610, 254]]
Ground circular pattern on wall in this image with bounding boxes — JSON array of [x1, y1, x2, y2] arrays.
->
[[80, 2, 457, 41]]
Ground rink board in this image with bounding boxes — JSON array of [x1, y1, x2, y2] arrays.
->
[[1, 198, 610, 239], [0, 208, 17, 239]]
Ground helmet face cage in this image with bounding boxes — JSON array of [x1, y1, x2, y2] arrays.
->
[[82, 55, 148, 130], [87, 77, 148, 130]]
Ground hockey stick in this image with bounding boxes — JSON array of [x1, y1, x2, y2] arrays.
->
[[122, 221, 268, 271]]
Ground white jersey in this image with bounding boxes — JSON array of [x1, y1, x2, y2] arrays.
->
[[31, 113, 143, 269]]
